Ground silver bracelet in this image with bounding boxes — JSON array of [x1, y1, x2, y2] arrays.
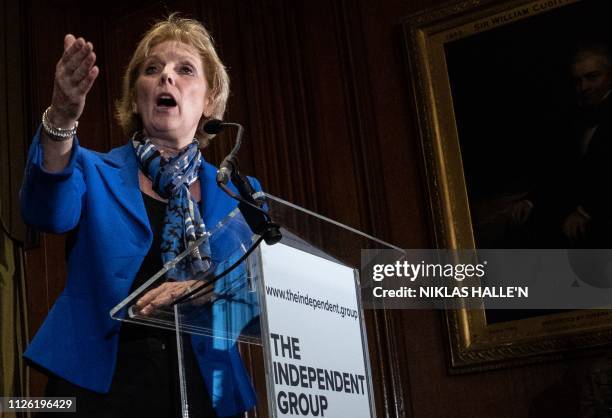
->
[[42, 106, 78, 141]]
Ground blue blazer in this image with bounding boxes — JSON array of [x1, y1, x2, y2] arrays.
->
[[20, 128, 258, 416]]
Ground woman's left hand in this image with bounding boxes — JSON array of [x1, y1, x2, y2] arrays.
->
[[136, 280, 203, 315]]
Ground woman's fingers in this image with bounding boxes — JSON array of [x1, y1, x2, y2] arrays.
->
[[63, 34, 76, 51], [59, 38, 85, 71], [137, 283, 176, 314], [58, 39, 95, 82], [51, 35, 99, 122], [77, 65, 99, 95], [63, 40, 91, 76], [73, 50, 96, 83], [136, 282, 196, 315], [136, 285, 165, 307]]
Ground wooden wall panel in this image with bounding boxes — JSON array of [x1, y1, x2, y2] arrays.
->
[[0, 0, 28, 243]]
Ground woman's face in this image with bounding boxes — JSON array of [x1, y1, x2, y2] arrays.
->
[[135, 41, 210, 145]]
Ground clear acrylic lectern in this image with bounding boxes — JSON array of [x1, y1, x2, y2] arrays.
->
[[110, 193, 404, 417]]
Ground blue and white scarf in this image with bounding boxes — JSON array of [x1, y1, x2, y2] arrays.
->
[[132, 133, 211, 280]]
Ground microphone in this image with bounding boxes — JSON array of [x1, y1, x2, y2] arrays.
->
[[203, 119, 282, 245], [202, 118, 224, 134], [203, 119, 243, 185]]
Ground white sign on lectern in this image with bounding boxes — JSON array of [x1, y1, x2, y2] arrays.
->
[[258, 241, 375, 418]]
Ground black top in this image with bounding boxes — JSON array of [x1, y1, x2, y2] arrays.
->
[[131, 193, 166, 289], [120, 193, 167, 341]]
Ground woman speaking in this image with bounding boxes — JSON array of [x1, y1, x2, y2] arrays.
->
[[20, 14, 258, 417]]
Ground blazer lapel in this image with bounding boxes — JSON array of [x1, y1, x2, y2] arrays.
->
[[95, 144, 151, 235], [199, 159, 217, 226]]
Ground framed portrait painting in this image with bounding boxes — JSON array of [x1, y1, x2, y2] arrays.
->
[[403, 0, 612, 371]]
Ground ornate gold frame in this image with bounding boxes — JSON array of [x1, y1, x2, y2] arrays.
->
[[402, 0, 612, 372]]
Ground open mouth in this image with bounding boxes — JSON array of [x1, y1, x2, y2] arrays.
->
[[156, 94, 177, 107]]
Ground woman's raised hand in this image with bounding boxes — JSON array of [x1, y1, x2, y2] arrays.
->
[[48, 34, 99, 127]]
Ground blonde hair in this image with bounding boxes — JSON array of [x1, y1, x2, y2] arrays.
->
[[115, 13, 229, 146]]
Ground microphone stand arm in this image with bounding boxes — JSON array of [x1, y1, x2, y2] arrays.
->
[[230, 167, 282, 245], [212, 122, 281, 245]]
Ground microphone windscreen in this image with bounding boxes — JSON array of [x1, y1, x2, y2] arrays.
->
[[203, 119, 224, 134]]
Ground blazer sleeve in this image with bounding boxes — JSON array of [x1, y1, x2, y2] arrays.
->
[[20, 126, 86, 233], [247, 176, 263, 193]]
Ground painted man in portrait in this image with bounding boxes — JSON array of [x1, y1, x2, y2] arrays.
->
[[511, 43, 612, 249]]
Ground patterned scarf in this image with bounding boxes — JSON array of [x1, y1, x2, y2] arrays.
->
[[132, 133, 211, 280]]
